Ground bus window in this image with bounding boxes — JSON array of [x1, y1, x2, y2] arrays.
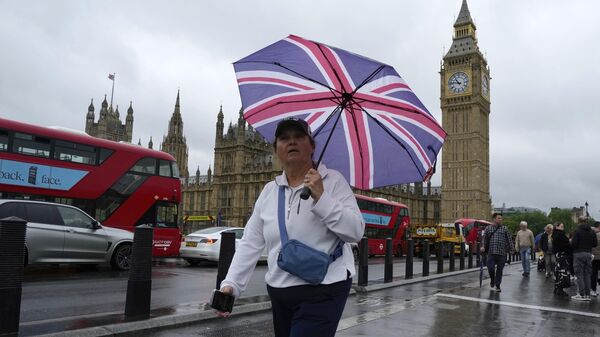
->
[[171, 161, 180, 178], [12, 132, 50, 158], [99, 148, 113, 164], [0, 129, 8, 151], [159, 160, 171, 177], [54, 140, 96, 165], [131, 157, 157, 175]]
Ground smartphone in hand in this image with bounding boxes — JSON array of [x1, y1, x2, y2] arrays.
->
[[209, 289, 235, 313]]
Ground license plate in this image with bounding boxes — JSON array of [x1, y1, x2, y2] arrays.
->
[[186, 241, 197, 247]]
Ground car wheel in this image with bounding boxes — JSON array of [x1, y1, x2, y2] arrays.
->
[[186, 259, 200, 267], [111, 243, 132, 271], [395, 245, 403, 258]]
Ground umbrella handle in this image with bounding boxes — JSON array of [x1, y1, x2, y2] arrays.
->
[[300, 186, 311, 200]]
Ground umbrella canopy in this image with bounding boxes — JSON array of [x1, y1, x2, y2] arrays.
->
[[234, 35, 446, 190]]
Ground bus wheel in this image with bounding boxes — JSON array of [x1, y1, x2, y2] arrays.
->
[[111, 243, 132, 271], [395, 245, 403, 258]]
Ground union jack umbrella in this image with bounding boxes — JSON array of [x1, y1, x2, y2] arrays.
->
[[234, 35, 446, 190]]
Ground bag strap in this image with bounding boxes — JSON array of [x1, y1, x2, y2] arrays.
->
[[485, 226, 501, 250], [277, 185, 289, 244], [277, 185, 344, 262]]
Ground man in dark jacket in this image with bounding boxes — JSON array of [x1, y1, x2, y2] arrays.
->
[[571, 216, 598, 301]]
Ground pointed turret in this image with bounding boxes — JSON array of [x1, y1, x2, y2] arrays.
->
[[114, 105, 120, 118], [138, 138, 142, 146], [207, 165, 212, 184], [125, 101, 134, 143], [195, 166, 200, 185], [445, 0, 479, 58], [148, 136, 153, 149], [215, 105, 224, 145], [87, 98, 95, 115], [454, 0, 474, 27], [101, 94, 108, 108]]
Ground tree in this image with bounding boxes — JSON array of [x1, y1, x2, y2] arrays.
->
[[502, 211, 549, 235], [548, 208, 575, 233]]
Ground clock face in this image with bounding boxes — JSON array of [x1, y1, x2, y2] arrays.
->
[[482, 75, 489, 96], [448, 72, 469, 94]]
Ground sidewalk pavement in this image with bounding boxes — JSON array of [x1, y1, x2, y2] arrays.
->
[[24, 260, 600, 337]]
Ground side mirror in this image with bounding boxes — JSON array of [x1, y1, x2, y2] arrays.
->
[[91, 220, 101, 230]]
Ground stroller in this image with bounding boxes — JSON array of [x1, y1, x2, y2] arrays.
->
[[537, 253, 546, 272]]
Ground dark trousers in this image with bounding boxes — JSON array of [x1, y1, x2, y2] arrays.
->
[[592, 260, 600, 292], [267, 278, 352, 337], [487, 254, 506, 288]]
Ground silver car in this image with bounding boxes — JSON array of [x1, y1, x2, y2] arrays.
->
[[0, 199, 133, 270]]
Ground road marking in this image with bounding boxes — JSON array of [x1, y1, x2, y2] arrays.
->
[[435, 293, 600, 319], [336, 296, 436, 331]]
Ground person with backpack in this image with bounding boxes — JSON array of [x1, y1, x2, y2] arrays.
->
[[481, 213, 514, 292]]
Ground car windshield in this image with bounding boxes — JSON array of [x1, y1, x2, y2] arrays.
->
[[192, 227, 229, 235]]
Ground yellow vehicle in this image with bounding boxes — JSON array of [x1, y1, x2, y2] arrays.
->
[[411, 223, 466, 256]]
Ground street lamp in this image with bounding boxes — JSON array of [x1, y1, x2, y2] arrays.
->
[[585, 201, 589, 218]]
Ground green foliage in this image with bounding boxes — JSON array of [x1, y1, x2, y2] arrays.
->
[[502, 211, 549, 235], [548, 208, 575, 233]]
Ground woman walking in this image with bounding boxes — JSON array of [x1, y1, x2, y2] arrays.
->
[[553, 223, 572, 296]]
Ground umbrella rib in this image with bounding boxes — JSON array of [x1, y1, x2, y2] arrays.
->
[[351, 100, 426, 179], [351, 65, 386, 95]]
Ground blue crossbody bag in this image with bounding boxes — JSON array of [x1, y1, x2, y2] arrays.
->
[[276, 186, 344, 285]]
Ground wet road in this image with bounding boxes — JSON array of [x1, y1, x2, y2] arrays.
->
[[21, 256, 443, 323], [137, 264, 600, 337]]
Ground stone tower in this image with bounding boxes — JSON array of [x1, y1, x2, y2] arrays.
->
[[440, 0, 491, 222], [161, 90, 189, 178], [85, 95, 133, 142]]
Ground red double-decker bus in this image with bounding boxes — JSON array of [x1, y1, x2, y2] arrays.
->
[[0, 117, 182, 256], [355, 194, 410, 256], [456, 218, 493, 246]]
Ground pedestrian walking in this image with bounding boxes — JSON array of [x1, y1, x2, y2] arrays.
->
[[590, 222, 600, 297], [216, 118, 365, 337], [515, 221, 535, 277], [553, 223, 572, 297], [481, 213, 514, 292], [571, 216, 598, 301], [540, 224, 555, 278]]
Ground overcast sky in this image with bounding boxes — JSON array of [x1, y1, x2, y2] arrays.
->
[[1, 1, 599, 219]]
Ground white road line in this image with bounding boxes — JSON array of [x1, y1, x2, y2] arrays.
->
[[435, 293, 600, 319], [336, 296, 435, 331]]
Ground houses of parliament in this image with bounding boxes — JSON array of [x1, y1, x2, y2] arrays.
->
[[84, 0, 491, 230]]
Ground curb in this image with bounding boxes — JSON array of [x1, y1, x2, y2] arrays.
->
[[28, 267, 481, 336]]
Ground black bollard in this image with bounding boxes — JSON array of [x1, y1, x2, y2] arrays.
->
[[384, 238, 393, 283], [437, 242, 444, 274], [448, 243, 455, 272], [358, 237, 369, 286], [460, 242, 465, 270], [405, 239, 414, 279], [216, 231, 236, 289], [422, 242, 430, 277], [125, 225, 153, 318], [468, 243, 473, 269], [0, 217, 27, 337]]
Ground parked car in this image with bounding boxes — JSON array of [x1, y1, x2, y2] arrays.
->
[[0, 199, 133, 270], [180, 226, 268, 265]]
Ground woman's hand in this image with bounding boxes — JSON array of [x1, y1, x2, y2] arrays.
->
[[214, 286, 233, 317], [304, 168, 324, 202]]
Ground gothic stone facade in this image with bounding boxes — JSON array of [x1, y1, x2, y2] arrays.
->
[[440, 0, 492, 222], [85, 95, 133, 142]]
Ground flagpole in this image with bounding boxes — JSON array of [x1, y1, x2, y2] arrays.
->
[[110, 73, 116, 108]]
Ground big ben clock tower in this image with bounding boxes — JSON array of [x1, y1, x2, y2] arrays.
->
[[441, 0, 491, 222]]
